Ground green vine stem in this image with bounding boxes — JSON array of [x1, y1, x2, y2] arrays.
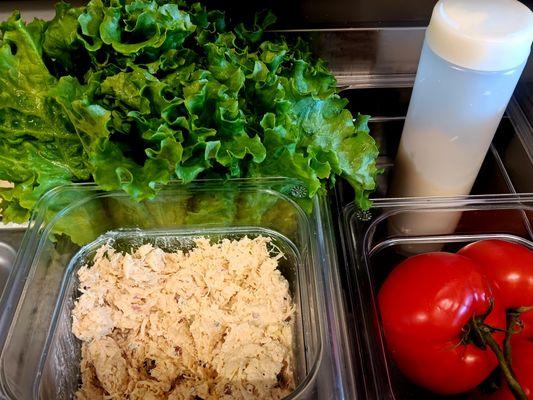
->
[[504, 312, 522, 366], [472, 317, 527, 400]]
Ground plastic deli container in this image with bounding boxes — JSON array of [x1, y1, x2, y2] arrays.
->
[[341, 194, 533, 400], [0, 178, 354, 400]]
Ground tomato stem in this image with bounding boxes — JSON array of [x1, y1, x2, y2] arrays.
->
[[504, 311, 523, 365], [513, 305, 533, 314], [472, 318, 527, 400]]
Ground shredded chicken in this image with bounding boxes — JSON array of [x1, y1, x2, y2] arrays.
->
[[72, 236, 295, 400]]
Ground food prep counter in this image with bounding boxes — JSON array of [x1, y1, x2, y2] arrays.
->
[[0, 2, 532, 400]]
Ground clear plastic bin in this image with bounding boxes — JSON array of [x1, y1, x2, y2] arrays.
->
[[342, 194, 533, 400], [0, 178, 354, 400]]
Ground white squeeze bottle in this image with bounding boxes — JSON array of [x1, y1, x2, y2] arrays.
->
[[389, 0, 533, 242]]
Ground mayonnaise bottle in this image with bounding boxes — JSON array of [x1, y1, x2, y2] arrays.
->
[[389, 0, 533, 243]]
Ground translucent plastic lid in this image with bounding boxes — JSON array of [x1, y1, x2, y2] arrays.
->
[[426, 0, 533, 71]]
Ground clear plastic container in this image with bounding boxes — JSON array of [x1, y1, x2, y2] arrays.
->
[[0, 178, 355, 400], [342, 194, 533, 399]]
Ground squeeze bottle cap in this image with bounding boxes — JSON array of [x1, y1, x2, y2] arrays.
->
[[426, 0, 533, 71]]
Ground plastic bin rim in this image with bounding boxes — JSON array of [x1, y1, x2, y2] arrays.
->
[[344, 192, 533, 216]]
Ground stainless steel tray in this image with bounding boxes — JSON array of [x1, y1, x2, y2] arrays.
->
[[0, 227, 25, 296]]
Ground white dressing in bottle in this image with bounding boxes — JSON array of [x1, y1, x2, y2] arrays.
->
[[390, 0, 533, 244]]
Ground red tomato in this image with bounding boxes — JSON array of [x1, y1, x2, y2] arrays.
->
[[482, 341, 533, 399], [458, 240, 533, 340], [378, 252, 506, 395]]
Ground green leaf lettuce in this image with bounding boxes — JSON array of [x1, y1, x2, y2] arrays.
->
[[0, 0, 379, 241]]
